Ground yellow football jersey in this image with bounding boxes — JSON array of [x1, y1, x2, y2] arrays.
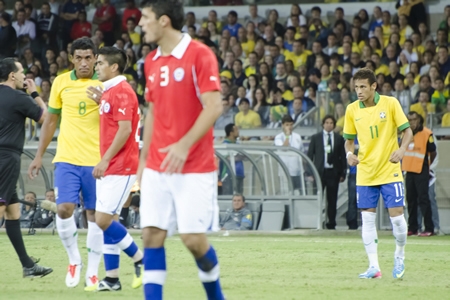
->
[[375, 64, 390, 76], [286, 50, 311, 69], [343, 93, 410, 186], [234, 110, 262, 129], [48, 70, 102, 166]]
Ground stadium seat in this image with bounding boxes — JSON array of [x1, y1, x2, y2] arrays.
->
[[258, 202, 285, 231], [218, 201, 230, 221], [245, 202, 261, 230]]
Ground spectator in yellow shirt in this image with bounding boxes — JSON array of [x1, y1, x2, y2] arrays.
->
[[202, 10, 222, 32], [329, 53, 343, 73], [381, 11, 392, 45], [411, 32, 425, 55], [244, 52, 258, 77], [398, 15, 414, 45], [441, 99, 450, 127], [410, 91, 435, 121], [334, 102, 346, 135], [431, 77, 449, 111], [275, 36, 291, 58], [286, 39, 311, 69], [238, 27, 252, 50], [371, 53, 390, 76], [126, 17, 141, 49], [235, 98, 262, 129], [276, 81, 294, 101], [368, 37, 383, 57]]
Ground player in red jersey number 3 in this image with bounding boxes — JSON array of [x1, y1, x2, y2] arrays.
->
[[138, 1, 225, 299]]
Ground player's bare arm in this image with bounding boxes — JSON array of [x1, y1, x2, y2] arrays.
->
[[93, 120, 132, 179], [27, 112, 60, 179], [389, 127, 413, 163], [137, 102, 154, 186], [345, 139, 360, 166], [25, 78, 48, 124], [159, 91, 223, 174]]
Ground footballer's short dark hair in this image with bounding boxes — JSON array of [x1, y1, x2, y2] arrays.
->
[[141, 0, 185, 31], [0, 58, 19, 83], [70, 37, 97, 56], [98, 47, 128, 74]]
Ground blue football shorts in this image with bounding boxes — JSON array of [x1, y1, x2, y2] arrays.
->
[[357, 181, 405, 209], [54, 162, 96, 210]]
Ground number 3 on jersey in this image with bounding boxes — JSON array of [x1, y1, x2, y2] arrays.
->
[[160, 66, 169, 86]]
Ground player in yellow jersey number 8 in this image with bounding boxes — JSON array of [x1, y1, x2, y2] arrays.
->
[[28, 37, 104, 291]]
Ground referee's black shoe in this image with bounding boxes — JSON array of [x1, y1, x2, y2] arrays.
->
[[23, 263, 53, 278]]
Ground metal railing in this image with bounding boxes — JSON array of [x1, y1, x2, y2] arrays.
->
[[215, 144, 323, 229], [22, 143, 325, 229]]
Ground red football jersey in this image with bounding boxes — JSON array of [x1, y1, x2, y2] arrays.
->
[[94, 4, 116, 32], [122, 8, 142, 32], [100, 76, 140, 176], [144, 34, 220, 173]]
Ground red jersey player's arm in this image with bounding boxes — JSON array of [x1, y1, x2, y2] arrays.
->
[[102, 120, 132, 163], [93, 120, 132, 179], [178, 91, 223, 149], [137, 102, 154, 182]]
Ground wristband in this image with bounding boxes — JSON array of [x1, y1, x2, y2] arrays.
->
[[346, 151, 353, 159], [31, 91, 39, 99]]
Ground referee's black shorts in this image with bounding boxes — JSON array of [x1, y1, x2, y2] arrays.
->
[[0, 150, 21, 206]]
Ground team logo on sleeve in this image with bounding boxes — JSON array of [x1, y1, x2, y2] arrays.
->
[[173, 68, 185, 82]]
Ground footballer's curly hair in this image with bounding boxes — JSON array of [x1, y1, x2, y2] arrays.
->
[[353, 68, 377, 86]]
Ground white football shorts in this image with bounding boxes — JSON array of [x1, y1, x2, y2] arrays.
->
[[96, 175, 137, 215], [140, 168, 219, 235]]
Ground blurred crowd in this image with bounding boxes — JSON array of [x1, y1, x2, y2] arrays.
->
[[1, 1, 450, 135]]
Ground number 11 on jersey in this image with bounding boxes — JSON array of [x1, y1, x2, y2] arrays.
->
[[370, 125, 379, 139]]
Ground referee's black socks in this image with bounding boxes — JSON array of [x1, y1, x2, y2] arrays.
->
[[5, 219, 34, 268]]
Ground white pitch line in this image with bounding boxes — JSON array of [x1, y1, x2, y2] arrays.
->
[[204, 238, 450, 246]]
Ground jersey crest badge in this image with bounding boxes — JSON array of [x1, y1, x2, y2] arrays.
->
[[379, 111, 386, 119], [104, 102, 110, 113], [173, 68, 185, 82]]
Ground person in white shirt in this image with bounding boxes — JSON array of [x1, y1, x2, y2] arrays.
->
[[244, 4, 265, 27], [274, 115, 304, 194], [12, 8, 35, 55], [48, 0, 60, 15], [181, 11, 200, 33]]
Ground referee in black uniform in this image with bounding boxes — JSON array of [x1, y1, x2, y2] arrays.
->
[[0, 58, 52, 277]]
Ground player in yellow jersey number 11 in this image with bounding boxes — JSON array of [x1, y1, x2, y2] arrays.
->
[[343, 68, 413, 280]]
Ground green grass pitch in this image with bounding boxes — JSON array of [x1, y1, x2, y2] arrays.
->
[[1, 232, 449, 300]]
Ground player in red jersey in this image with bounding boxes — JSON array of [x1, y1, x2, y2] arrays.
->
[[86, 47, 143, 292], [137, 1, 225, 299]]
